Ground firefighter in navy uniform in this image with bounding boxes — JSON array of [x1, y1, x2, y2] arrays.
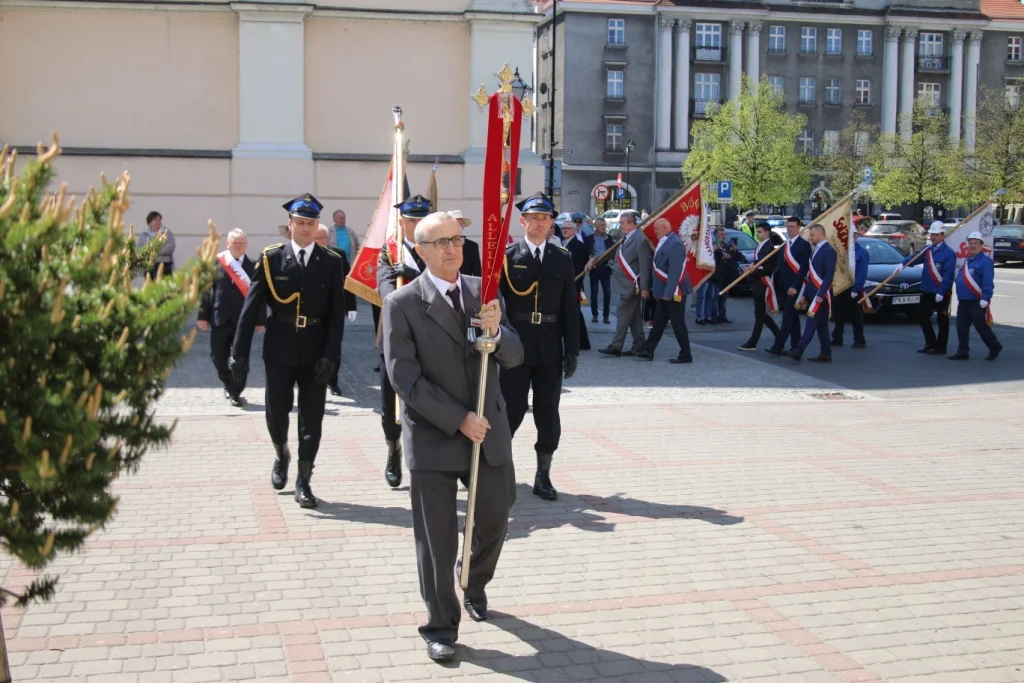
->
[[377, 195, 431, 488], [499, 192, 580, 501], [230, 194, 347, 509]]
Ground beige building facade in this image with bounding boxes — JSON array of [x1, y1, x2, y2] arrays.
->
[[0, 0, 542, 256]]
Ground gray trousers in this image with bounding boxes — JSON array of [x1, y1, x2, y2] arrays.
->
[[610, 292, 645, 352], [410, 457, 516, 642]]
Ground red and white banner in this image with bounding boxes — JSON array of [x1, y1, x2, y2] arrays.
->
[[344, 162, 396, 306], [217, 251, 250, 298], [481, 92, 523, 304], [945, 204, 995, 273], [641, 179, 714, 292]]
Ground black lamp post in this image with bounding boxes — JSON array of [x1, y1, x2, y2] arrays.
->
[[625, 138, 636, 210], [510, 67, 532, 103]]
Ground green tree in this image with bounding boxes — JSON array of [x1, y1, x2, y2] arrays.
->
[[684, 74, 811, 210], [0, 137, 217, 668], [816, 109, 878, 198], [869, 98, 956, 219]]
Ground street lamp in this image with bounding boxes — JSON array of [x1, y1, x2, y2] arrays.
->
[[510, 67, 532, 103], [624, 138, 636, 210]]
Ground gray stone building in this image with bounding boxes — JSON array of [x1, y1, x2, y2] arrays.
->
[[534, 0, 1024, 218]]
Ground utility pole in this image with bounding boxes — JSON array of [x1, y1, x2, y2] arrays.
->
[[625, 138, 635, 210]]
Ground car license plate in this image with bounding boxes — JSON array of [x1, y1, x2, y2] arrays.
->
[[995, 241, 1012, 248], [892, 295, 920, 305]]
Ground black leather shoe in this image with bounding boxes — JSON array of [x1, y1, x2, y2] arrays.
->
[[271, 443, 291, 491], [603, 318, 610, 324], [635, 349, 654, 361], [917, 346, 933, 354], [224, 390, 233, 401], [926, 348, 946, 355], [533, 453, 558, 501], [986, 345, 1003, 361], [464, 595, 488, 622], [765, 348, 782, 356], [807, 355, 832, 363], [426, 639, 455, 662], [718, 317, 733, 324], [229, 394, 246, 407], [328, 383, 343, 397], [385, 440, 403, 488], [592, 316, 598, 323], [737, 343, 757, 352], [783, 349, 802, 361], [696, 319, 707, 325], [831, 339, 844, 347], [670, 356, 693, 364], [948, 352, 969, 360], [851, 341, 867, 349], [373, 364, 380, 373], [295, 461, 318, 509], [598, 346, 622, 357]]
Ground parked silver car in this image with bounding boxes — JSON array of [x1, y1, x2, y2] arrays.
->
[[866, 220, 927, 255]]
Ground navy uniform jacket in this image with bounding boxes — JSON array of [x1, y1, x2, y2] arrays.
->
[[801, 242, 837, 301], [325, 246, 359, 313], [232, 243, 346, 369], [461, 238, 483, 278], [751, 238, 780, 280], [377, 238, 425, 300], [199, 255, 265, 328], [777, 236, 812, 293], [955, 253, 995, 302], [904, 242, 955, 295], [501, 238, 580, 366], [853, 241, 870, 293], [564, 236, 590, 292]]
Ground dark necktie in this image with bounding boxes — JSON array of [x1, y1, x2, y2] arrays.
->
[[447, 285, 464, 316], [533, 247, 541, 263], [298, 250, 306, 270]]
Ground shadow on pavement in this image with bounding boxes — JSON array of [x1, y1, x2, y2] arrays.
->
[[449, 614, 728, 682]]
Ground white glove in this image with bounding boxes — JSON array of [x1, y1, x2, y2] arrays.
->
[[347, 311, 357, 322], [894, 264, 904, 274], [980, 300, 989, 309], [851, 291, 859, 299], [935, 294, 943, 303]]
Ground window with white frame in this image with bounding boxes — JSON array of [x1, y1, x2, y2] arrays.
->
[[605, 122, 624, 151], [801, 27, 817, 53], [1009, 37, 1022, 62], [854, 131, 870, 156], [696, 23, 722, 48], [799, 77, 815, 104], [608, 19, 625, 46], [857, 29, 873, 56], [918, 82, 941, 107], [769, 26, 786, 52], [769, 76, 785, 97], [799, 129, 814, 154], [694, 72, 721, 103], [856, 79, 871, 104], [607, 70, 624, 98], [825, 79, 841, 104], [1007, 84, 1021, 108], [826, 28, 842, 55], [919, 32, 944, 56], [823, 130, 840, 155]]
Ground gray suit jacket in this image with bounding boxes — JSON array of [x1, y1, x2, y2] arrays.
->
[[651, 232, 687, 300], [611, 230, 653, 297], [383, 274, 525, 472]]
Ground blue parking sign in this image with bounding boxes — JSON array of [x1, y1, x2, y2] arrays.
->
[[717, 180, 733, 204], [617, 188, 625, 199]]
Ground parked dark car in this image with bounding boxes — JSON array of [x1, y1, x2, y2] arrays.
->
[[723, 228, 757, 293], [993, 224, 1024, 264], [866, 220, 927, 255], [859, 237, 924, 318]]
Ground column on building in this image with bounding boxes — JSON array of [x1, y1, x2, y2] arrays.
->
[[233, 6, 312, 159], [745, 22, 761, 89], [948, 30, 966, 142], [964, 30, 982, 152], [656, 16, 674, 150], [899, 28, 918, 139], [673, 20, 691, 151], [729, 21, 744, 100], [881, 27, 900, 135]]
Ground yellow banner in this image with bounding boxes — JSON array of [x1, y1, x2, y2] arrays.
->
[[811, 195, 854, 295]]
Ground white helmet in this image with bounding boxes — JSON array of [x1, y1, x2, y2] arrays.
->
[[928, 221, 946, 234], [967, 231, 984, 242]]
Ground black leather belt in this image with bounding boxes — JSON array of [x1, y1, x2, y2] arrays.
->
[[275, 315, 323, 328], [514, 312, 558, 325]]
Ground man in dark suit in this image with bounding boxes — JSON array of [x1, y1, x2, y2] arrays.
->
[[784, 223, 837, 363], [230, 194, 347, 509], [377, 195, 432, 489], [637, 219, 692, 363], [198, 228, 264, 406], [738, 225, 782, 351], [314, 224, 359, 396], [382, 211, 524, 662], [766, 216, 811, 355], [499, 192, 579, 501], [561, 219, 591, 351]]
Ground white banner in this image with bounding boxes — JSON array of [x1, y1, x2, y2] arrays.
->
[[945, 205, 995, 275]]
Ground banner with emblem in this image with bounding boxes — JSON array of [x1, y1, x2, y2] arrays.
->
[[344, 163, 411, 306], [944, 202, 995, 274], [641, 179, 714, 292], [813, 194, 855, 296]]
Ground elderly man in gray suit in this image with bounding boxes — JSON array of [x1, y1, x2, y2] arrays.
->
[[382, 211, 524, 663], [597, 210, 652, 357], [637, 218, 693, 363]]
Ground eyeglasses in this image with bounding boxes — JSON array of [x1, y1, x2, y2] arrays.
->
[[573, 220, 583, 224], [420, 235, 467, 251]]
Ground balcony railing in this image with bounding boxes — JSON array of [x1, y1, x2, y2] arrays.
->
[[693, 46, 726, 63], [692, 98, 722, 115], [917, 55, 950, 72]]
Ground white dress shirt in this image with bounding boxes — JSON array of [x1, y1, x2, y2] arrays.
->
[[426, 270, 501, 340], [291, 240, 313, 266], [525, 238, 548, 262]]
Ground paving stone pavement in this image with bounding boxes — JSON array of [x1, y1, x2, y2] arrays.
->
[[3, 302, 1023, 683]]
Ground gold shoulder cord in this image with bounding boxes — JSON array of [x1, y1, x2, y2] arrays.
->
[[262, 247, 304, 328], [502, 254, 540, 321]]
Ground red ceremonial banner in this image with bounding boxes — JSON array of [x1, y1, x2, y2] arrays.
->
[[640, 179, 714, 292], [480, 92, 523, 304], [344, 162, 395, 306]]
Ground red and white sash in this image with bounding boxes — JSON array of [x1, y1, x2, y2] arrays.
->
[[924, 248, 943, 288], [217, 251, 251, 297], [617, 248, 639, 293], [784, 239, 801, 274], [805, 259, 831, 318], [958, 262, 983, 299], [578, 288, 588, 304], [761, 275, 778, 313], [653, 265, 684, 301]]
